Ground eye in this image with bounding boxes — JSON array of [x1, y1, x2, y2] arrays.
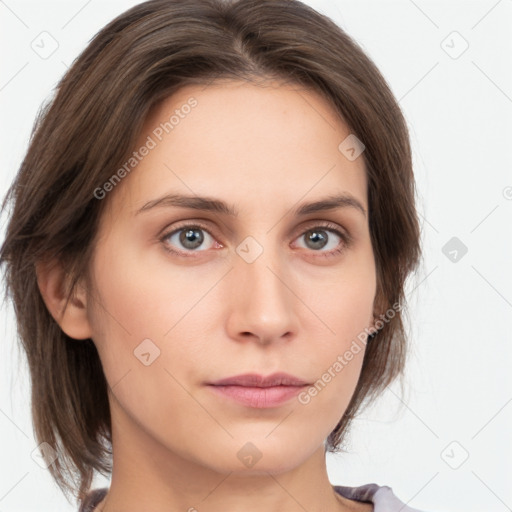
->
[[160, 223, 220, 256], [293, 223, 350, 257], [159, 221, 350, 258]]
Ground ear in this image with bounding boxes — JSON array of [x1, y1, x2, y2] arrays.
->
[[35, 259, 93, 340]]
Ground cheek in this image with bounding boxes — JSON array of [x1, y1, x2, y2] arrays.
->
[[293, 284, 372, 433], [85, 248, 201, 439], [292, 251, 376, 407], [87, 236, 195, 342], [298, 248, 376, 346], [85, 237, 219, 402]]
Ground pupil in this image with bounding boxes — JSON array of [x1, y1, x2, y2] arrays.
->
[[180, 228, 204, 249], [307, 230, 327, 250]]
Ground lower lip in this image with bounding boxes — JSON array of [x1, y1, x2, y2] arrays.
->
[[207, 384, 307, 408]]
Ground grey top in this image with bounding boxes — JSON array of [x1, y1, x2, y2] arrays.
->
[[80, 483, 426, 511], [333, 483, 426, 511]]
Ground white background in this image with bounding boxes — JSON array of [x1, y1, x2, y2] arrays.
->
[[1, 1, 511, 511]]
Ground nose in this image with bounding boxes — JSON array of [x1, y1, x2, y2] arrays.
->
[[225, 245, 299, 345]]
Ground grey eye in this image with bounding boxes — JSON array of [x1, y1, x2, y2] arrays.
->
[[296, 228, 342, 252], [164, 227, 214, 251]]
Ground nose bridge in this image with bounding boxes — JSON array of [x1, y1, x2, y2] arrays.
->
[[228, 237, 297, 342]]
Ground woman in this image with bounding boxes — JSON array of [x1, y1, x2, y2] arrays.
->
[[0, 0, 425, 510]]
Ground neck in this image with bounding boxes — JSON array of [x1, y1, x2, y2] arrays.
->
[[97, 400, 350, 512]]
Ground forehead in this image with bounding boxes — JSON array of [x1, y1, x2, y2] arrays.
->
[[109, 79, 367, 217]]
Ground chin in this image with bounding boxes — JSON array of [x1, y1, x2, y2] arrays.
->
[[204, 437, 316, 476]]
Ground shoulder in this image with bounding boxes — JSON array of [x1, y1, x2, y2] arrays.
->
[[78, 487, 108, 512], [333, 482, 429, 512]]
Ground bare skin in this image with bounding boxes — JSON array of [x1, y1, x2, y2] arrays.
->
[[37, 80, 376, 512]]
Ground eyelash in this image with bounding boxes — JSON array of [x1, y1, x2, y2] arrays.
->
[[159, 221, 351, 259]]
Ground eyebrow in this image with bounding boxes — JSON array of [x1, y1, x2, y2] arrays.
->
[[135, 193, 367, 218]]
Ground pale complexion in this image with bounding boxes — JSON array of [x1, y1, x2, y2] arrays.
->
[[37, 80, 376, 512]]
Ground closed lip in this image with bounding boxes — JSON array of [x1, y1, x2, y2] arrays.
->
[[206, 372, 309, 387]]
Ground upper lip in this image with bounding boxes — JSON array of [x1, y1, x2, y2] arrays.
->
[[207, 372, 309, 387]]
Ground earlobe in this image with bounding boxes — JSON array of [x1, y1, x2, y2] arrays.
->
[[35, 259, 93, 340]]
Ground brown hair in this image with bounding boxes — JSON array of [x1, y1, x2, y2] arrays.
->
[[0, 0, 421, 505]]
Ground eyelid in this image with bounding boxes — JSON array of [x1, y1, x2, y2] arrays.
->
[[160, 220, 215, 239], [294, 220, 350, 240]]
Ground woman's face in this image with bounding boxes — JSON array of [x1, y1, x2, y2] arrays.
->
[[86, 80, 377, 475]]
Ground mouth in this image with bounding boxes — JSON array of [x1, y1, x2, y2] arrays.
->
[[205, 372, 310, 408]]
